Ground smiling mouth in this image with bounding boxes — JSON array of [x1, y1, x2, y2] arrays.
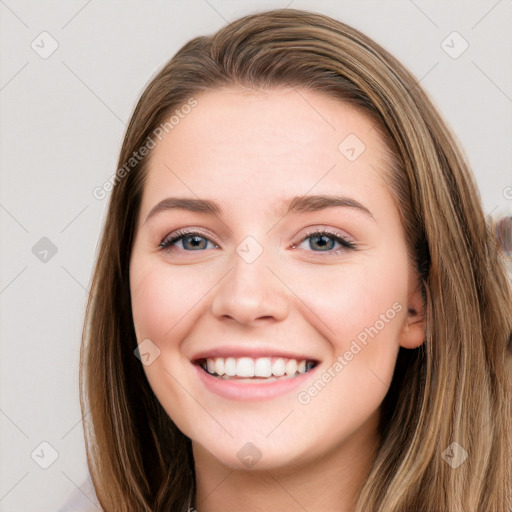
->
[[196, 356, 317, 381]]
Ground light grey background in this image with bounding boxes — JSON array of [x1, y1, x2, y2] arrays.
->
[[1, 0, 511, 510]]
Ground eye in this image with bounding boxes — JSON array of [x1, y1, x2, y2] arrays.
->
[[159, 230, 218, 252], [158, 228, 356, 254], [294, 229, 356, 254]]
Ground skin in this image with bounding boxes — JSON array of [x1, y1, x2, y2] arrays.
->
[[129, 87, 425, 511]]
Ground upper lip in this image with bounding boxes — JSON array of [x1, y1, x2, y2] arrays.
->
[[190, 346, 320, 363]]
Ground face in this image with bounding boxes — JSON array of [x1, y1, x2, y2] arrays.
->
[[129, 87, 424, 472]]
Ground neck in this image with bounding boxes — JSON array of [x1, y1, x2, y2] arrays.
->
[[191, 413, 380, 512]]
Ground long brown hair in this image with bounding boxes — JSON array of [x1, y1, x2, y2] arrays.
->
[[80, 8, 512, 511]]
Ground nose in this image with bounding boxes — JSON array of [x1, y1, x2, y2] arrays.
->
[[210, 248, 290, 326]]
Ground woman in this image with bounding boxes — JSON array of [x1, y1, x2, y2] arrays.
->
[[76, 8, 512, 511]]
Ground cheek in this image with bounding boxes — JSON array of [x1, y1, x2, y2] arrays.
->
[[130, 260, 206, 343], [129, 258, 203, 433], [291, 258, 408, 347], [290, 262, 407, 449], [288, 248, 409, 396]]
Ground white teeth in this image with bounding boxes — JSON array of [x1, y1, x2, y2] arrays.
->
[[225, 357, 236, 376], [214, 357, 225, 376], [285, 359, 298, 376], [236, 357, 254, 377], [254, 358, 272, 377], [272, 358, 285, 377], [202, 356, 315, 379]]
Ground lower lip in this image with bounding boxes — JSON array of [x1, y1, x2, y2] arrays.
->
[[193, 364, 318, 401]]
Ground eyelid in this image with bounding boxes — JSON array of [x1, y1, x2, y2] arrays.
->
[[295, 225, 355, 245], [159, 228, 218, 249], [159, 225, 357, 254], [293, 226, 357, 252]]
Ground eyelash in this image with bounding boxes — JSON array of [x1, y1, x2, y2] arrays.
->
[[294, 228, 356, 253], [159, 228, 356, 254]]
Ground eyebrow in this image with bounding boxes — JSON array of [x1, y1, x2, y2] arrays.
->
[[143, 194, 374, 224]]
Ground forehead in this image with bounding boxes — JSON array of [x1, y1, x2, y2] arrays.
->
[[139, 87, 392, 219]]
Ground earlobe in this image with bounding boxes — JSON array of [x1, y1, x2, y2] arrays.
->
[[399, 284, 426, 349]]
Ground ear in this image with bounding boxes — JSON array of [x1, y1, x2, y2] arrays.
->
[[399, 275, 426, 349]]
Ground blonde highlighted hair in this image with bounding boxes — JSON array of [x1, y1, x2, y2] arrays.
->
[[80, 8, 512, 511]]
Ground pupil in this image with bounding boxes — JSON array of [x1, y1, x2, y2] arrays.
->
[[313, 235, 333, 250], [186, 236, 205, 249]]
